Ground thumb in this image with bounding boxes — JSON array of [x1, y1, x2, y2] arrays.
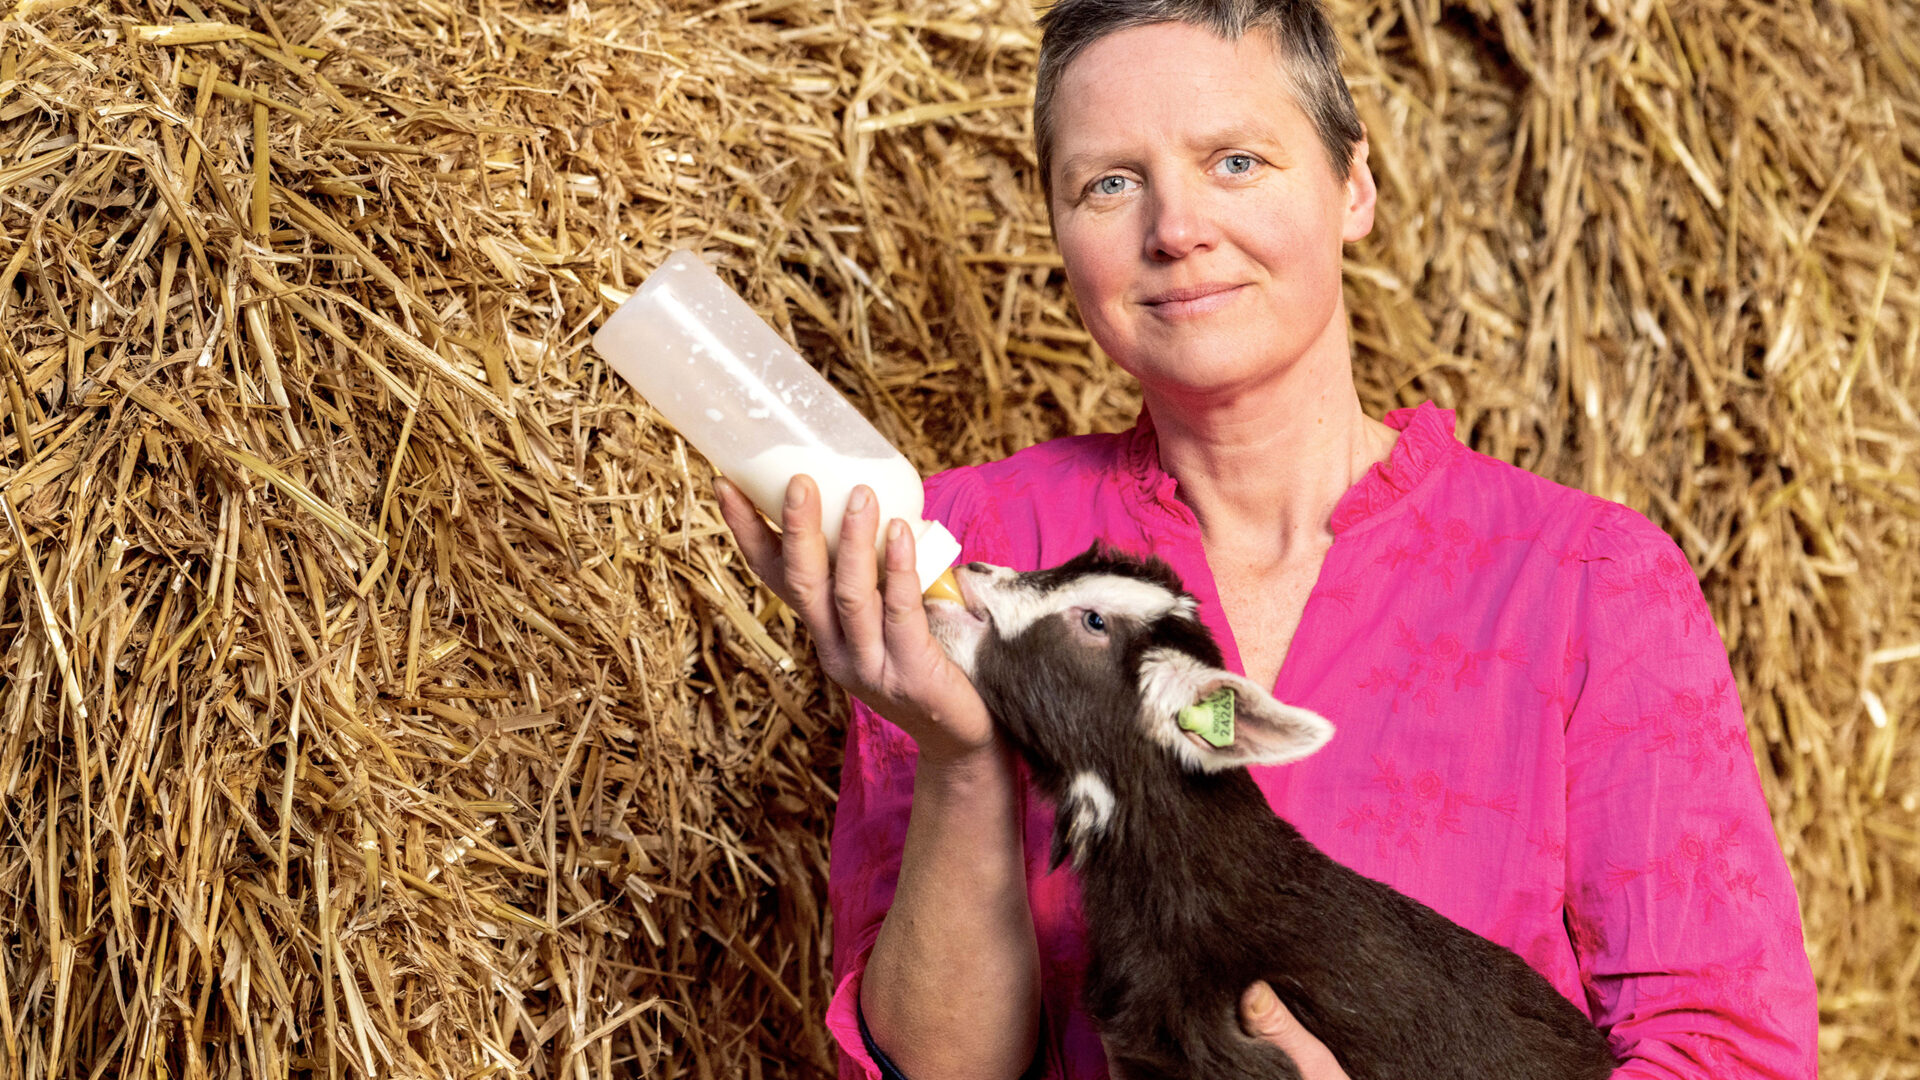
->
[[1241, 982, 1347, 1077], [1239, 981, 1300, 1042]]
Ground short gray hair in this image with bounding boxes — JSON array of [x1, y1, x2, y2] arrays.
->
[[1034, 0, 1365, 197]]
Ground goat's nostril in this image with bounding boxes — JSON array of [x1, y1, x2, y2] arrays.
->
[[966, 561, 992, 573]]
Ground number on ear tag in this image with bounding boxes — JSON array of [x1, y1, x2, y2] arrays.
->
[[1177, 687, 1235, 748]]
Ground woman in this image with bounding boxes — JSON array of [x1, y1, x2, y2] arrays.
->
[[718, 2, 1819, 1077]]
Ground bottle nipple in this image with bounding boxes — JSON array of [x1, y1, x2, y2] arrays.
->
[[924, 568, 963, 603]]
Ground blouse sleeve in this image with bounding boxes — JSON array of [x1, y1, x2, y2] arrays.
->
[[1562, 505, 1818, 1078], [821, 468, 992, 1079], [823, 697, 923, 1079]]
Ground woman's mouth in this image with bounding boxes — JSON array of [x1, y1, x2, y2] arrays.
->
[[1142, 282, 1244, 319]]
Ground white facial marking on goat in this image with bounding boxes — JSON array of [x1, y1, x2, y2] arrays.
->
[[990, 574, 1189, 640], [1138, 648, 1226, 773], [924, 564, 1010, 676], [927, 609, 983, 675], [928, 561, 1197, 683], [1063, 770, 1117, 867]]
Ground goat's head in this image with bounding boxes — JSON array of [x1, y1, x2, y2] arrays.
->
[[927, 545, 1333, 864]]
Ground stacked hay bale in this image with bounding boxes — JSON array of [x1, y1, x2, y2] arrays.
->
[[0, 0, 1911, 1077]]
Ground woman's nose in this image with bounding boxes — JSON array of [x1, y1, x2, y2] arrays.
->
[[1144, 178, 1219, 261]]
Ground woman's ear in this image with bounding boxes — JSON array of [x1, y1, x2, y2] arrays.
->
[[1342, 129, 1377, 243]]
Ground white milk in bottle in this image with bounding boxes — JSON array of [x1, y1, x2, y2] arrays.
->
[[592, 250, 963, 598]]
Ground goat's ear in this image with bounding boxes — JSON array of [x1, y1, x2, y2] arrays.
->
[[1140, 653, 1333, 772], [1203, 673, 1334, 769]]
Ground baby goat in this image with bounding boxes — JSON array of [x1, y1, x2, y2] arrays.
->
[[926, 546, 1618, 1080]]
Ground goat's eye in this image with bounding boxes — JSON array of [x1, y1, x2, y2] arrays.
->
[[1081, 610, 1107, 634]]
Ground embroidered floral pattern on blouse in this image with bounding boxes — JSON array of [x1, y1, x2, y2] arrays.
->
[[1356, 619, 1528, 716], [1582, 678, 1747, 779], [1606, 818, 1767, 920], [1635, 940, 1780, 1032], [1592, 542, 1711, 639], [1374, 507, 1530, 591], [1337, 756, 1520, 859]]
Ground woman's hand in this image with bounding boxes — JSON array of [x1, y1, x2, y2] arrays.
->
[[1242, 982, 1350, 1079], [1104, 985, 1348, 1080], [724, 475, 1039, 1078], [715, 474, 995, 765]]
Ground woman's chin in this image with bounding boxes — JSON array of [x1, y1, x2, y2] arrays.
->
[[1106, 307, 1341, 400], [1123, 342, 1297, 400]]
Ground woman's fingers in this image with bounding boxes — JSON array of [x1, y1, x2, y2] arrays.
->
[[876, 523, 1000, 758], [879, 520, 934, 653], [776, 476, 846, 649], [715, 477, 782, 583], [1240, 982, 1349, 1079], [716, 474, 976, 748], [831, 486, 886, 668]]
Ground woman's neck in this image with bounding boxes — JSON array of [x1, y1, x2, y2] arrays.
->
[[1143, 352, 1395, 561]]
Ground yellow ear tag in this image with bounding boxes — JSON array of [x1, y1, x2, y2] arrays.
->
[[1176, 686, 1235, 748]]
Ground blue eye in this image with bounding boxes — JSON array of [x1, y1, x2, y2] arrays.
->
[[1082, 610, 1107, 633], [1222, 154, 1256, 175], [1093, 175, 1131, 196]]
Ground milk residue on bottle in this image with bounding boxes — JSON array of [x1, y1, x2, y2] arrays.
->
[[592, 250, 964, 594]]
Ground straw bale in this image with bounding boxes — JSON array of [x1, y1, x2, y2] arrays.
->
[[0, 0, 1912, 1076]]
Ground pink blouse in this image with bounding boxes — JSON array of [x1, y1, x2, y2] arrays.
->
[[824, 403, 1818, 1078]]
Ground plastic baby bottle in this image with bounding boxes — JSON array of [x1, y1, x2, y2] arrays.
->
[[593, 250, 964, 600]]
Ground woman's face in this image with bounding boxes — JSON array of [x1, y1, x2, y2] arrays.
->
[[1048, 22, 1375, 404]]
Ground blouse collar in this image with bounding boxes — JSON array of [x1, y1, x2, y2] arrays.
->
[[1121, 401, 1462, 536]]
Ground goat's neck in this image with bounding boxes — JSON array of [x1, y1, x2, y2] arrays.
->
[[1082, 756, 1294, 923]]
